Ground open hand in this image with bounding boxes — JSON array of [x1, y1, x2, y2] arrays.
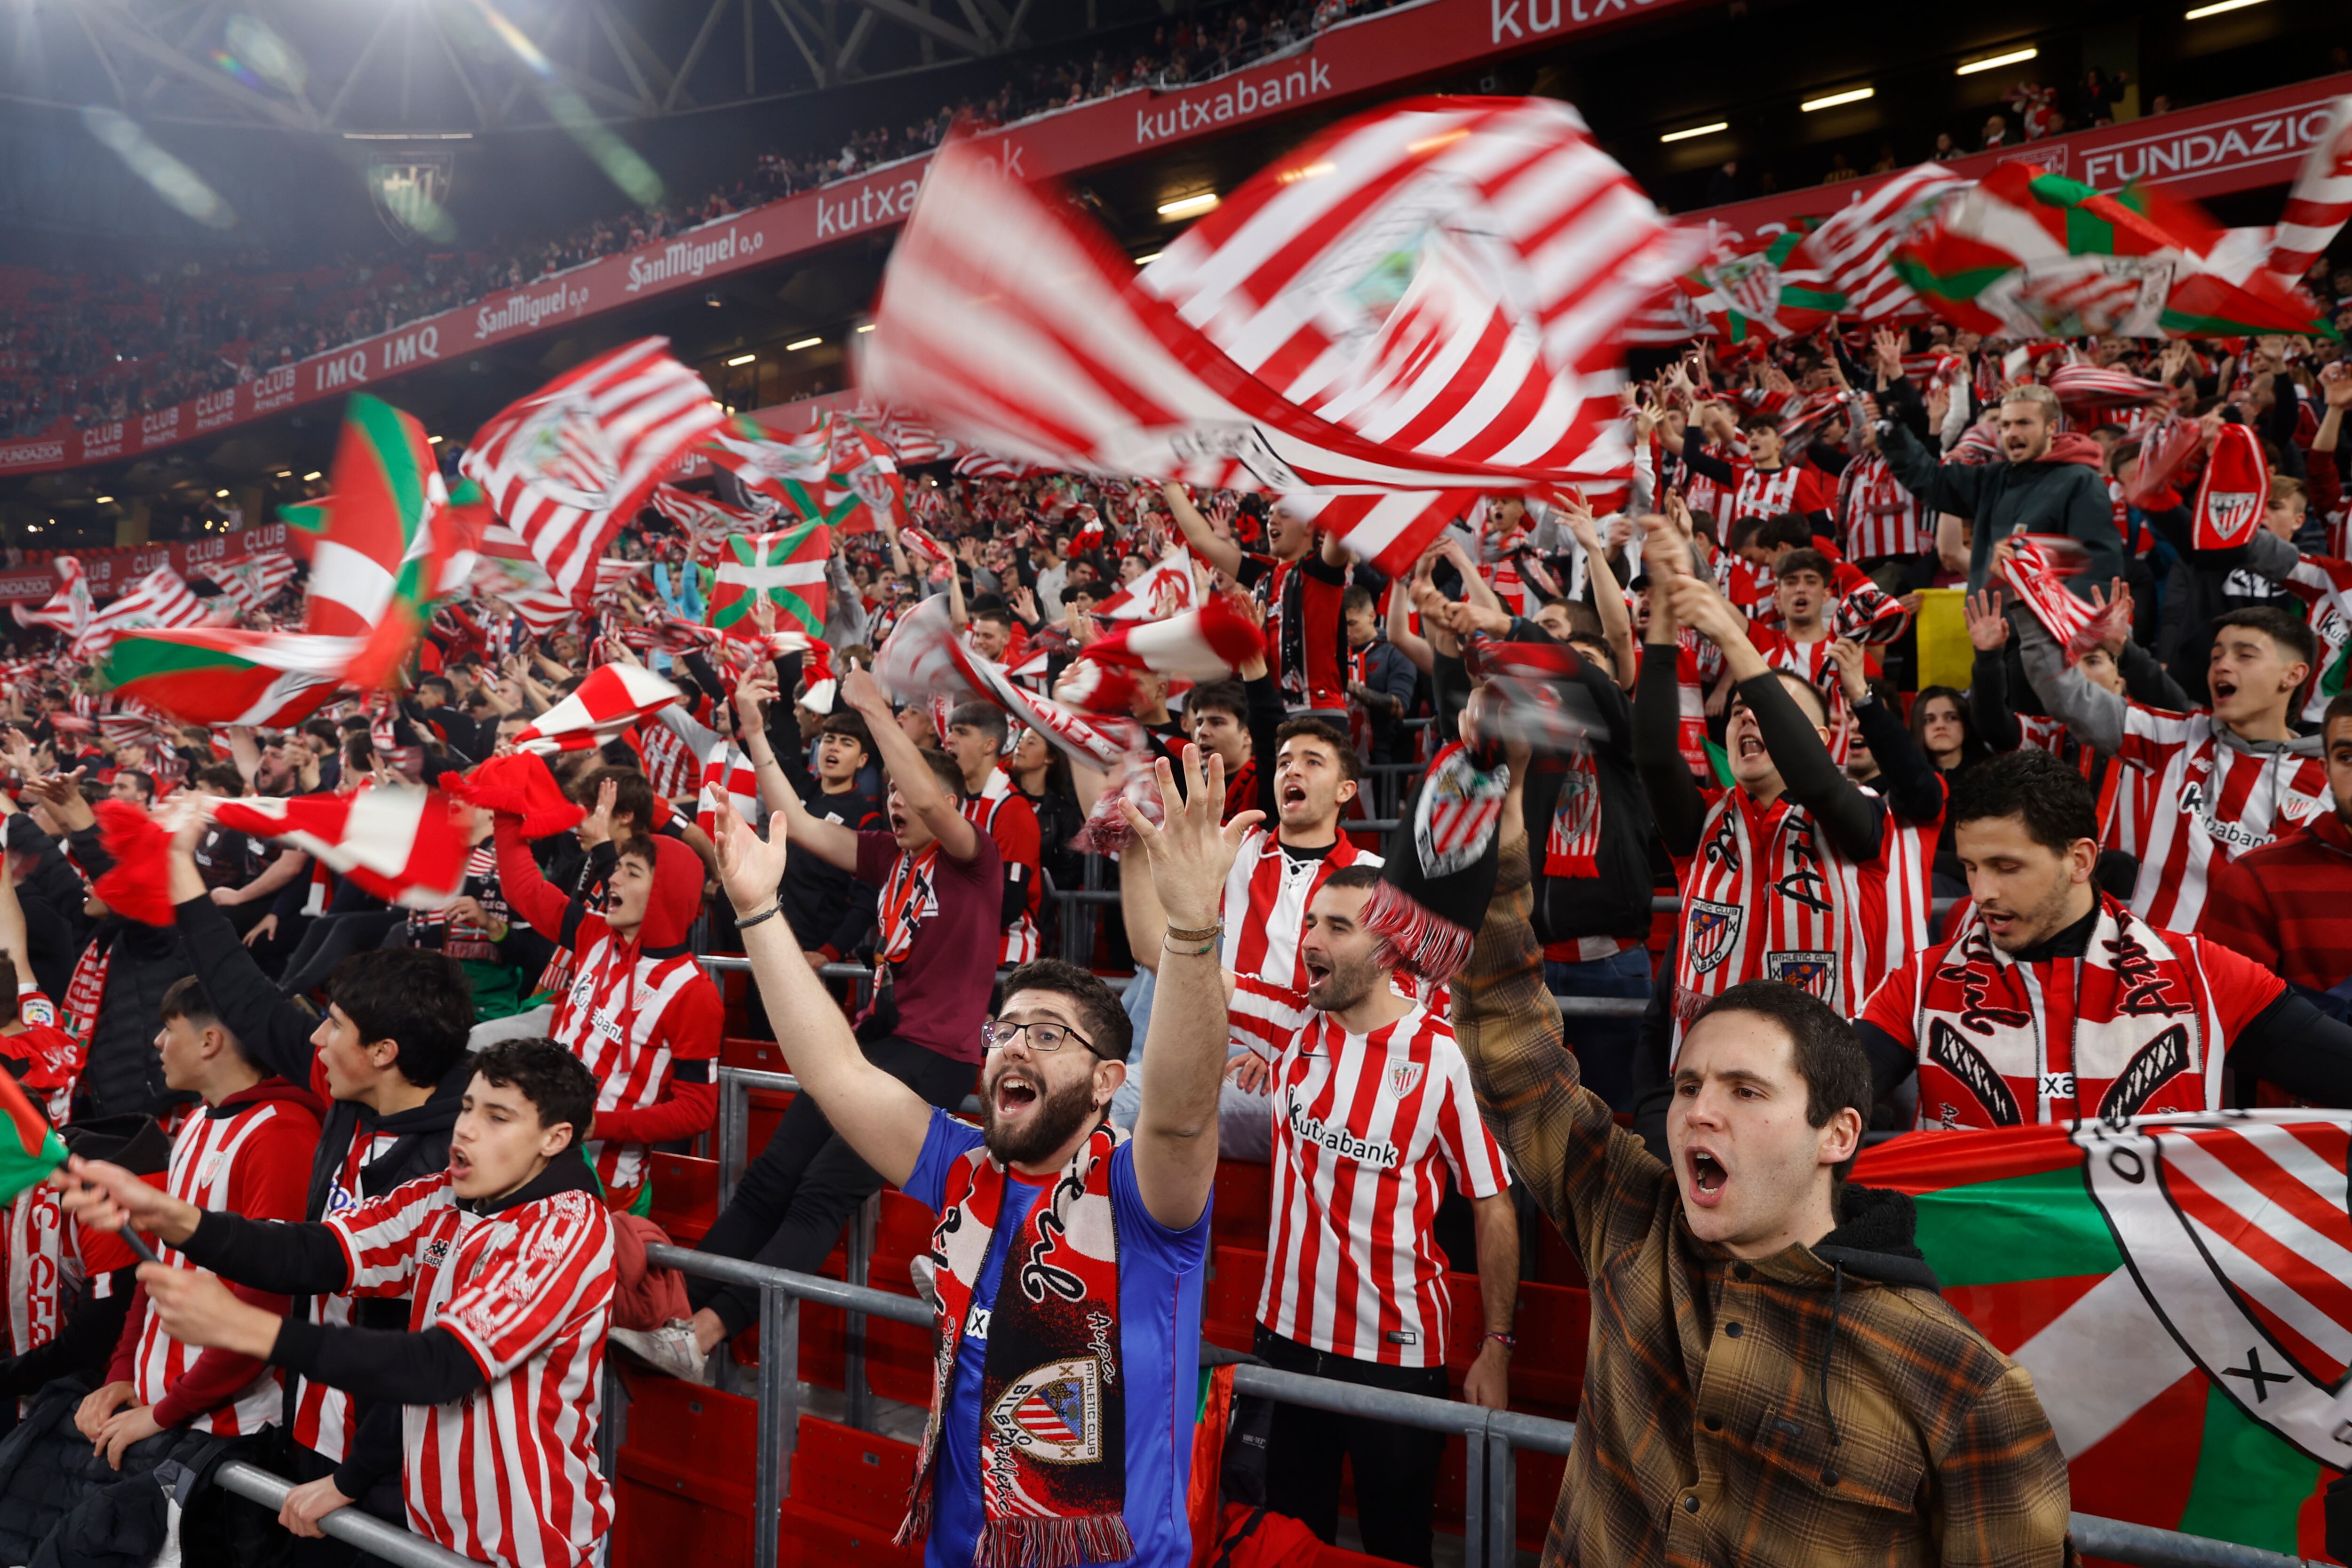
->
[[709, 796, 789, 916], [1121, 745, 1261, 932], [1963, 589, 2009, 652]]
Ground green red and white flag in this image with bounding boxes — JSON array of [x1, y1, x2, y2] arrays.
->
[[101, 627, 359, 727], [1891, 162, 2328, 339], [707, 521, 831, 637], [0, 1065, 65, 1205], [1852, 1112, 2351, 1560], [213, 787, 475, 908], [303, 394, 458, 689]]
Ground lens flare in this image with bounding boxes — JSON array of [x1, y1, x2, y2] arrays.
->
[[80, 106, 236, 230]]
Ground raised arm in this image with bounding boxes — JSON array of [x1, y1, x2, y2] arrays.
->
[[1163, 482, 1243, 581], [709, 799, 934, 1185], [1124, 748, 1262, 1231], [838, 668, 979, 861]]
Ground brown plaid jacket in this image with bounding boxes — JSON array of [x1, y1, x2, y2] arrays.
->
[[1452, 837, 2075, 1567]]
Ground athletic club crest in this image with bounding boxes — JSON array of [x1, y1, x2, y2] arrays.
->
[[1413, 745, 1509, 877], [2073, 1114, 2352, 1469], [1764, 949, 1837, 999], [2196, 492, 2263, 548], [1387, 1059, 1426, 1099], [515, 393, 621, 510], [1685, 899, 1742, 974], [989, 1356, 1103, 1465]]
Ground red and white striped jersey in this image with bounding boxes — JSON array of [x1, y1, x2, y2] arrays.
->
[[137, 1095, 319, 1433], [1845, 784, 1939, 1009], [2114, 707, 2333, 930], [8, 1182, 132, 1372], [1666, 785, 1936, 1058], [1838, 452, 1930, 562], [1716, 552, 1777, 623], [328, 1172, 615, 1568], [293, 1129, 401, 1461], [1219, 829, 1382, 989], [1727, 461, 1832, 522], [1228, 979, 1508, 1368], [961, 770, 1041, 964], [554, 935, 714, 1196]]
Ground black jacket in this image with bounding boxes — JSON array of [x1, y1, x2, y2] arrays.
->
[[65, 829, 187, 1122]]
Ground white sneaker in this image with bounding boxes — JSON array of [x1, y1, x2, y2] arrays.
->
[[610, 1320, 714, 1385]]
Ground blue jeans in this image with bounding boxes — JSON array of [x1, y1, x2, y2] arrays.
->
[[1545, 946, 1653, 1112]]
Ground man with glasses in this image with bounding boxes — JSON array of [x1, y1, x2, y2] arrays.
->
[[707, 748, 1246, 1568]]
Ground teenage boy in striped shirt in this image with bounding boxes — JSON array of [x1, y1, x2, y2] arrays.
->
[[59, 1040, 615, 1568], [76, 977, 319, 1468]]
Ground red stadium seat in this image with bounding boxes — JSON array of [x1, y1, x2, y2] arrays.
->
[[644, 1153, 719, 1244], [610, 1371, 757, 1568], [722, 1035, 791, 1074], [1203, 1246, 1267, 1355], [1211, 1161, 1273, 1249], [777, 1416, 923, 1568]]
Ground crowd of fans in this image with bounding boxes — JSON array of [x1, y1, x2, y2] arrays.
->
[[0, 283, 2343, 1566], [0, 0, 1397, 443]]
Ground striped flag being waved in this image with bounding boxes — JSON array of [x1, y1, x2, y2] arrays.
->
[[80, 565, 212, 658], [1142, 97, 1696, 478], [1785, 163, 1969, 324], [511, 663, 682, 756], [2262, 96, 2352, 286], [707, 521, 831, 637], [461, 338, 725, 604], [10, 556, 91, 645], [214, 788, 474, 908], [861, 102, 1692, 575], [197, 552, 299, 617]]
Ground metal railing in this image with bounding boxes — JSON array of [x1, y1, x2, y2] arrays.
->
[[213, 1462, 479, 1568], [632, 1249, 2320, 1568]]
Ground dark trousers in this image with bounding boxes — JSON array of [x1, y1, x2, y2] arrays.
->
[[281, 1441, 412, 1568], [688, 1034, 976, 1336], [1252, 1325, 1451, 1568]]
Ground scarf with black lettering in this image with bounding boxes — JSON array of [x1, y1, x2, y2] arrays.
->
[[899, 1122, 1130, 1568], [1912, 894, 2213, 1129]]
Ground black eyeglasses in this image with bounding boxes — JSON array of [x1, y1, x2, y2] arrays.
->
[[981, 1019, 1102, 1058]]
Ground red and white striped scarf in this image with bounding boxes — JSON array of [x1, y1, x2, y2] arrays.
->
[[1542, 744, 1603, 880], [1913, 896, 2213, 1127], [62, 939, 111, 1044], [876, 844, 941, 965]]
